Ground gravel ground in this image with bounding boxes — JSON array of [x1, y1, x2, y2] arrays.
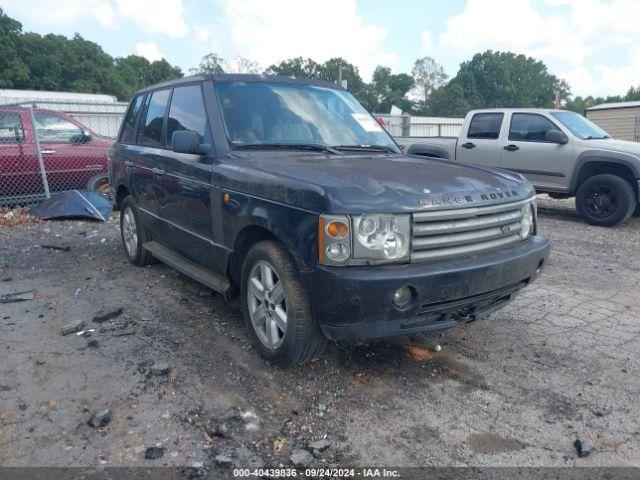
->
[[1, 195, 640, 472]]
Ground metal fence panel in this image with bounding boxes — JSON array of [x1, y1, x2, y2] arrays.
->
[[375, 114, 464, 137], [1, 103, 117, 206]]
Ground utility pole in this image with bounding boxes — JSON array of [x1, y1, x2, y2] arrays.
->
[[554, 90, 561, 109]]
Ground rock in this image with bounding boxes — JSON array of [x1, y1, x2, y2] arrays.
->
[[61, 319, 86, 336], [88, 409, 112, 428], [144, 446, 165, 459], [573, 438, 590, 458], [290, 449, 314, 468], [150, 361, 172, 376], [93, 307, 123, 323], [214, 453, 233, 467], [191, 461, 204, 469], [594, 408, 611, 417], [234, 446, 265, 469], [308, 438, 330, 451], [87, 340, 99, 349]]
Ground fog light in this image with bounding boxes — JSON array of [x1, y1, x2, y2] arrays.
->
[[393, 286, 413, 308]]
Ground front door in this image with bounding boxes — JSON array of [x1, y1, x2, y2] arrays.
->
[[456, 112, 504, 168], [0, 111, 39, 200], [154, 83, 217, 270], [499, 112, 573, 191]]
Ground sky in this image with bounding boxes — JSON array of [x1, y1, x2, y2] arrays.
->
[[3, 0, 639, 98]]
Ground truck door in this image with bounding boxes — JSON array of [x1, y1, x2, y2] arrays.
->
[[499, 112, 572, 190], [456, 112, 504, 168], [0, 111, 36, 199]]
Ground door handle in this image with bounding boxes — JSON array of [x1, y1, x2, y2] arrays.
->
[[152, 167, 165, 175], [461, 142, 475, 149], [41, 149, 56, 155], [503, 144, 520, 152], [124, 160, 134, 167]]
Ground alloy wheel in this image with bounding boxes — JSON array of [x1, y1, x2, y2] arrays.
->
[[247, 260, 287, 349]]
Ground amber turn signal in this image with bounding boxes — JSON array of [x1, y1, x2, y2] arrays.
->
[[326, 221, 349, 239]]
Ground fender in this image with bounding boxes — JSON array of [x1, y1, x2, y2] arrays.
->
[[406, 143, 452, 159], [570, 149, 640, 193]]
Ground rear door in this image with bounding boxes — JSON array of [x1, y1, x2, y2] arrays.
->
[[499, 112, 573, 190], [456, 112, 504, 168], [33, 112, 106, 191], [0, 111, 36, 198], [154, 83, 216, 269]]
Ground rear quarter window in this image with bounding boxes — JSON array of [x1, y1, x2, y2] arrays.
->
[[138, 89, 171, 148], [0, 112, 24, 143], [467, 113, 504, 139], [120, 94, 144, 143]]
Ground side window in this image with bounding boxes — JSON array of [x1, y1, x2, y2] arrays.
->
[[467, 113, 504, 140], [120, 94, 144, 143], [0, 113, 24, 143], [34, 113, 83, 142], [165, 84, 210, 147], [138, 89, 170, 148], [509, 113, 560, 142]]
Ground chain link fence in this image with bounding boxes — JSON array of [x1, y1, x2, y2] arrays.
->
[[374, 114, 464, 137], [0, 101, 126, 206]]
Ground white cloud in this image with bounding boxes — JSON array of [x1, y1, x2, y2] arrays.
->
[[3, 0, 187, 38], [199, 0, 394, 80], [135, 41, 164, 62], [426, 0, 640, 97]]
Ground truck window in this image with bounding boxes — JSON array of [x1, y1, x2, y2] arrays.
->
[[467, 113, 504, 139], [165, 84, 211, 147], [139, 89, 170, 148], [509, 113, 560, 142], [0, 113, 24, 143], [120, 94, 144, 144], [34, 113, 82, 142]]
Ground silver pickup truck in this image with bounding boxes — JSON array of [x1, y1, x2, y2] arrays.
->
[[396, 108, 640, 227]]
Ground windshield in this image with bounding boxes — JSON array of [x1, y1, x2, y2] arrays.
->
[[215, 81, 397, 151], [550, 111, 610, 140]]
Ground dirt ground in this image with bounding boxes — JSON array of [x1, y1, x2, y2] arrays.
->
[[1, 195, 640, 472]]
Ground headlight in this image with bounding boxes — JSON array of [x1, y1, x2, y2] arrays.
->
[[520, 201, 535, 240], [353, 214, 410, 264], [319, 213, 411, 266]]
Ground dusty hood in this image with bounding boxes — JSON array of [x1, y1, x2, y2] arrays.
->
[[582, 138, 640, 158], [214, 152, 534, 213]]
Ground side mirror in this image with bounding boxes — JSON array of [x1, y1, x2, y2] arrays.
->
[[545, 130, 569, 144], [172, 130, 200, 154]]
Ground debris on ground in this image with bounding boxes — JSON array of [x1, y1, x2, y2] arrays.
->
[[0, 410, 11, 421], [150, 361, 172, 376], [309, 438, 331, 452], [594, 407, 612, 417], [213, 453, 233, 467], [290, 448, 314, 468], [234, 446, 264, 469], [61, 319, 86, 336], [0, 289, 37, 304], [0, 207, 39, 227], [406, 345, 433, 361], [29, 190, 112, 221], [88, 409, 113, 428], [93, 307, 124, 323], [144, 446, 165, 460], [40, 244, 71, 252], [573, 438, 591, 458]]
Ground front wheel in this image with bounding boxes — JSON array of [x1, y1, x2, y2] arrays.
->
[[575, 174, 636, 227], [241, 240, 326, 367]]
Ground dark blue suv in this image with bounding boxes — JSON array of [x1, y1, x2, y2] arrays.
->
[[110, 74, 550, 366]]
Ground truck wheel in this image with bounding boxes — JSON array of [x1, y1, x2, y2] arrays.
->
[[241, 240, 326, 367], [86, 173, 110, 193], [575, 174, 636, 227], [120, 196, 154, 266]]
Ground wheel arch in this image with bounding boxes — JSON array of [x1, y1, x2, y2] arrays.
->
[[115, 184, 131, 209], [406, 143, 451, 159], [571, 154, 640, 196]]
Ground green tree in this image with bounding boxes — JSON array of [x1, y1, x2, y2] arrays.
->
[[190, 53, 226, 74], [369, 66, 415, 113], [0, 8, 29, 87], [264, 56, 323, 79], [431, 51, 569, 116], [411, 57, 447, 115]]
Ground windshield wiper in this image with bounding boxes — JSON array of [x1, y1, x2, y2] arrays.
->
[[233, 143, 340, 154], [331, 144, 396, 153], [584, 135, 610, 140]]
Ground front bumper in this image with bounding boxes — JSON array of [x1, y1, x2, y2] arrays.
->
[[300, 235, 550, 341]]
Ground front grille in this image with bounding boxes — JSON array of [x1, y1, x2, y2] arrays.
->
[[411, 198, 532, 262]]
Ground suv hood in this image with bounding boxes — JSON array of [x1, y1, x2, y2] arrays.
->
[[581, 138, 640, 158], [214, 152, 535, 213]]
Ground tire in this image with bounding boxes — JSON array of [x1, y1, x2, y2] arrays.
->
[[119, 196, 154, 266], [86, 173, 110, 193], [634, 204, 640, 218], [575, 174, 636, 227], [241, 240, 327, 367]]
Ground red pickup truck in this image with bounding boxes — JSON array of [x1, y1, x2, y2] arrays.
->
[[0, 106, 114, 201]]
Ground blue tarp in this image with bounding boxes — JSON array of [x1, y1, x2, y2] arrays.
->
[[29, 190, 112, 221]]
